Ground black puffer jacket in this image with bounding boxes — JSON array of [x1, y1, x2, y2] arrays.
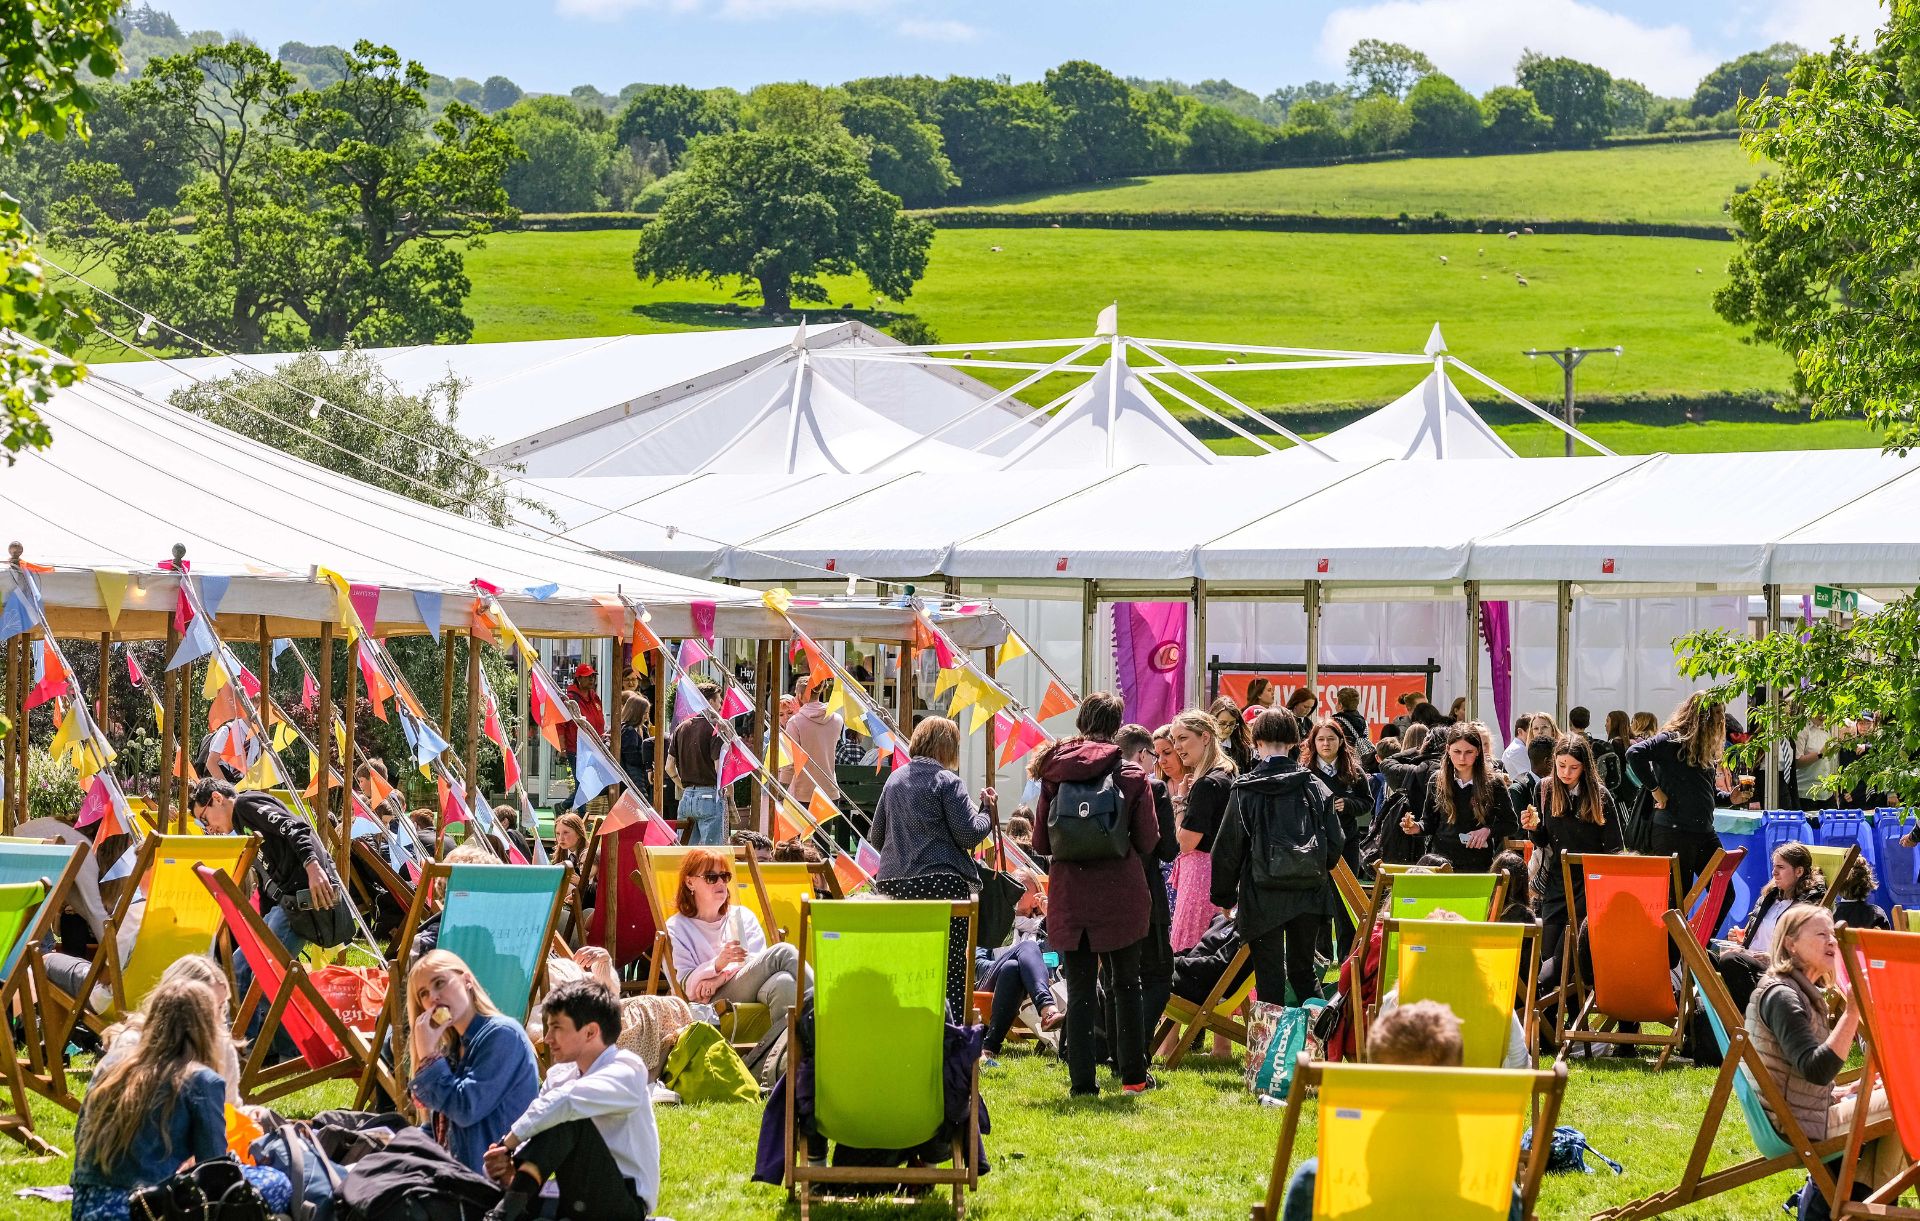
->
[[1211, 755, 1343, 941]]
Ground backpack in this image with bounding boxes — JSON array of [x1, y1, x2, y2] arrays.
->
[[1244, 776, 1331, 891], [1361, 786, 1424, 871], [250, 1119, 343, 1221], [1046, 761, 1130, 862], [338, 1128, 499, 1221], [128, 1158, 269, 1221], [1521, 1124, 1623, 1175]]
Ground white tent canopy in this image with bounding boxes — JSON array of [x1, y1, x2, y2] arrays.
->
[[996, 348, 1222, 469], [1309, 368, 1518, 462]]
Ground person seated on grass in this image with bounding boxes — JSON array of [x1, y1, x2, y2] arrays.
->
[[665, 846, 808, 1029], [408, 948, 541, 1175], [976, 871, 1063, 1060], [483, 980, 660, 1221], [73, 978, 294, 1221], [96, 955, 245, 1109], [1281, 999, 1524, 1221], [1830, 858, 1890, 933], [565, 947, 697, 1080]]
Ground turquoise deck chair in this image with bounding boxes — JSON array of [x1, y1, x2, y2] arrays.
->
[[0, 882, 54, 1155], [785, 897, 980, 1218]]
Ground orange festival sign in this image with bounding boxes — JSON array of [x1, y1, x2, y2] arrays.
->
[[1216, 671, 1432, 740]]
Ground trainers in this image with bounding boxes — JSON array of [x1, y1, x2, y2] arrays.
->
[[1121, 1074, 1157, 1095], [981, 1055, 1001, 1069]]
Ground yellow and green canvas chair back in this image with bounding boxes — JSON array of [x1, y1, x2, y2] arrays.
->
[[1378, 873, 1500, 995], [123, 834, 253, 1007], [1394, 919, 1526, 1069], [1806, 845, 1852, 894], [0, 842, 74, 979], [0, 883, 46, 982], [807, 899, 950, 1150], [437, 864, 566, 1023], [1312, 1063, 1535, 1219], [751, 861, 815, 943]]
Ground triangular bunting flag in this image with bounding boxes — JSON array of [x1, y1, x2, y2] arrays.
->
[[830, 851, 867, 896], [995, 631, 1029, 668], [0, 592, 31, 644], [780, 733, 809, 782], [75, 774, 110, 828], [718, 683, 750, 720], [598, 790, 645, 836], [891, 744, 910, 770], [199, 574, 231, 620], [126, 649, 145, 686], [630, 619, 660, 676], [300, 670, 317, 710], [572, 744, 622, 809], [677, 638, 709, 670], [525, 582, 559, 601], [717, 739, 756, 789], [201, 655, 229, 699], [691, 600, 716, 646], [167, 618, 216, 671], [437, 775, 469, 826], [316, 567, 354, 627], [761, 588, 792, 615], [240, 751, 279, 792], [348, 583, 381, 637], [412, 590, 443, 642], [94, 572, 129, 627], [271, 721, 297, 752], [933, 666, 960, 699], [807, 789, 839, 829], [357, 642, 395, 721], [1037, 679, 1076, 721]]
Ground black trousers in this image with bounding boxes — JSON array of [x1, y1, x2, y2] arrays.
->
[[1245, 913, 1324, 1007], [1138, 919, 1175, 1050], [1649, 825, 1722, 897], [1063, 936, 1144, 1094], [518, 1117, 647, 1221]]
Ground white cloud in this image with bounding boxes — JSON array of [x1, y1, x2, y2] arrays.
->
[[1752, 0, 1883, 51], [1318, 0, 1717, 95], [896, 17, 979, 42]]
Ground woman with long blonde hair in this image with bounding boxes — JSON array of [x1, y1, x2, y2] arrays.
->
[[1167, 708, 1236, 953], [74, 979, 293, 1220], [1627, 693, 1752, 893], [406, 948, 539, 1174]]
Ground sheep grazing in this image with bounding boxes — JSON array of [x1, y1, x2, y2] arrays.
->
[[1515, 275, 1530, 287], [1439, 255, 1449, 265], [1506, 231, 1519, 239]]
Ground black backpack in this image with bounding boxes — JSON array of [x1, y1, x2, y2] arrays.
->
[[1047, 761, 1130, 862], [1245, 775, 1331, 891]]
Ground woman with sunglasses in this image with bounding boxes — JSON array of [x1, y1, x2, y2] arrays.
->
[[663, 848, 807, 1029]]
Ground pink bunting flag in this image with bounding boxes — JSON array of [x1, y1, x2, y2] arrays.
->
[[677, 638, 709, 670], [75, 774, 110, 829], [891, 744, 910, 771], [126, 651, 144, 686], [599, 790, 645, 837], [501, 739, 522, 790], [931, 628, 956, 669], [505, 841, 528, 865], [300, 670, 318, 710], [718, 739, 756, 788], [348, 583, 382, 633], [238, 665, 261, 699], [691, 600, 716, 646], [642, 810, 678, 846], [718, 683, 750, 719]]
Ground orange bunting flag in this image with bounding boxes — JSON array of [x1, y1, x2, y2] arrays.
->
[[364, 766, 396, 810], [1037, 680, 1076, 722], [469, 598, 497, 646], [807, 789, 839, 830], [436, 775, 467, 826], [630, 618, 661, 677], [830, 852, 867, 896], [207, 684, 243, 732], [773, 801, 807, 843], [780, 733, 808, 780], [356, 643, 395, 722], [599, 790, 645, 837]]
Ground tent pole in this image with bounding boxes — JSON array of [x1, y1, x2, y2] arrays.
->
[[1555, 581, 1572, 728], [3, 637, 19, 834], [1765, 583, 1783, 807], [343, 637, 359, 864], [315, 621, 335, 851], [254, 618, 271, 750], [755, 639, 775, 838], [464, 630, 482, 831], [1192, 579, 1209, 708], [1465, 581, 1481, 723], [652, 644, 668, 836], [1081, 581, 1097, 698], [97, 632, 112, 735], [1304, 580, 1322, 697], [985, 647, 998, 799]]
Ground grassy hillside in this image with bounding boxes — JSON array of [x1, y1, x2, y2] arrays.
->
[[955, 140, 1760, 226], [462, 226, 1793, 412]]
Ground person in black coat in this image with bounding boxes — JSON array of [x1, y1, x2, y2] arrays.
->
[[1505, 736, 1556, 820], [1301, 718, 1370, 960], [1401, 721, 1517, 874], [1110, 723, 1180, 1065], [1626, 695, 1753, 893], [1521, 734, 1623, 990]]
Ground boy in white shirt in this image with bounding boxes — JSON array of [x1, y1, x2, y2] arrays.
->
[[483, 980, 660, 1220]]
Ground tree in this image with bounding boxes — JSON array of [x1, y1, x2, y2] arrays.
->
[[742, 82, 839, 137], [1346, 94, 1410, 153], [119, 3, 180, 39], [480, 74, 522, 114], [931, 76, 1065, 199], [1692, 43, 1807, 117], [3, 80, 195, 221], [632, 129, 932, 313], [1346, 39, 1435, 100], [1480, 85, 1552, 148], [499, 95, 608, 212], [1516, 52, 1614, 144], [614, 83, 733, 165], [1276, 98, 1345, 157], [1714, 7, 1920, 450], [1405, 73, 1481, 150], [1180, 101, 1268, 168], [1044, 60, 1150, 180], [1266, 80, 1348, 124], [1608, 77, 1655, 133], [838, 92, 957, 205], [0, 0, 122, 459]]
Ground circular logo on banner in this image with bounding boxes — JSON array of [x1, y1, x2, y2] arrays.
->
[[1149, 642, 1183, 673]]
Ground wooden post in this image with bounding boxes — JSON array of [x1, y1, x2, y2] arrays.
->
[[96, 633, 112, 733], [1765, 583, 1783, 807], [1465, 580, 1482, 723], [158, 615, 179, 832], [896, 641, 914, 732], [754, 639, 774, 837], [3, 636, 20, 833], [440, 633, 456, 750], [315, 621, 335, 846], [255, 617, 272, 747], [652, 644, 668, 825], [465, 630, 482, 829], [343, 635, 359, 864], [984, 648, 998, 797]]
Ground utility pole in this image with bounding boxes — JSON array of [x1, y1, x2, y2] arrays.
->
[[1523, 345, 1621, 456]]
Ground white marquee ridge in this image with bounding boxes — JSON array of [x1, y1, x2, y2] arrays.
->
[[1309, 369, 1517, 462], [1771, 463, 1920, 591]]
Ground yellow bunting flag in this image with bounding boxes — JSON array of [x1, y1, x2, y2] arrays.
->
[[825, 678, 863, 730], [94, 571, 129, 628], [933, 666, 960, 699], [240, 752, 279, 792], [316, 567, 354, 630], [202, 656, 228, 699], [271, 722, 297, 752], [761, 588, 793, 615], [995, 630, 1029, 669], [48, 704, 81, 766], [947, 670, 983, 720]]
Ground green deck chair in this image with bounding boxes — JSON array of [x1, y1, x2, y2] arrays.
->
[[0, 882, 55, 1154], [0, 839, 87, 1112], [1385, 918, 1541, 1069], [1375, 872, 1503, 997], [785, 897, 979, 1220]]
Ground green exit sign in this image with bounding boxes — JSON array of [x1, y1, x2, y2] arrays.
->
[[1814, 585, 1859, 613]]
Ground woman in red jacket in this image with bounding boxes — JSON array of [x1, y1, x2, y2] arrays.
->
[[1031, 692, 1162, 1098]]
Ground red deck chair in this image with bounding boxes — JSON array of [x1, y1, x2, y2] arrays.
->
[[1834, 928, 1920, 1218], [587, 816, 657, 990], [1558, 853, 1690, 1069], [1684, 847, 1746, 948], [195, 865, 398, 1106]]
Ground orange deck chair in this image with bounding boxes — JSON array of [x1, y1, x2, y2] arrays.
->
[[1557, 852, 1689, 1067], [1833, 927, 1920, 1219]]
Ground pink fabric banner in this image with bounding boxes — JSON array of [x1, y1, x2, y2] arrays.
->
[[1112, 602, 1187, 729], [1480, 600, 1512, 744]]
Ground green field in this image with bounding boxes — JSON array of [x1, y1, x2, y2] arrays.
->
[[960, 139, 1761, 226], [0, 1049, 1823, 1219], [461, 226, 1796, 415]]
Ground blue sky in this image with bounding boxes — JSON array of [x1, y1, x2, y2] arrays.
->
[[157, 0, 1884, 98]]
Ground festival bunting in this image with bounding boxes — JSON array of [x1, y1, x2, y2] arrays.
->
[[348, 584, 381, 637], [356, 642, 395, 721], [167, 617, 216, 671], [300, 670, 317, 710], [525, 582, 559, 601], [199, 575, 230, 620], [27, 639, 70, 709], [995, 630, 1030, 668], [126, 648, 145, 687], [412, 590, 443, 642], [94, 572, 129, 627], [436, 775, 468, 826], [780, 733, 808, 780], [570, 741, 623, 810], [718, 682, 751, 720], [718, 739, 756, 789], [807, 789, 839, 829], [0, 592, 30, 644], [690, 600, 716, 647], [1037, 679, 1076, 722], [599, 790, 644, 837], [677, 638, 709, 670]]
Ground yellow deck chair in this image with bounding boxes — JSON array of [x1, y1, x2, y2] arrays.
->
[[1156, 942, 1256, 1069], [747, 857, 820, 944], [1385, 918, 1540, 1068], [45, 833, 257, 1049], [1251, 1060, 1568, 1220], [1808, 843, 1861, 912], [635, 843, 773, 1046], [1373, 871, 1504, 1000]]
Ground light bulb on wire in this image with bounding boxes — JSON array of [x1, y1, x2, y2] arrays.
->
[[307, 395, 325, 421], [136, 314, 154, 340]]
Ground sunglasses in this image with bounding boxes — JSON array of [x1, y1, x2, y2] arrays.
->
[[698, 871, 734, 885]]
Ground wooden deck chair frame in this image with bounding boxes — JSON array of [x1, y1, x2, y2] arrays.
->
[[1377, 917, 1542, 1066], [42, 834, 259, 1053], [0, 880, 59, 1154], [1332, 858, 1384, 1060], [1895, 907, 1913, 932], [1833, 927, 1920, 1219], [1810, 843, 1862, 914], [785, 896, 979, 1220], [1591, 910, 1888, 1221], [1371, 870, 1507, 1008], [0, 839, 89, 1116], [1554, 851, 1690, 1066], [561, 814, 605, 942], [197, 864, 400, 1106], [355, 859, 569, 1111], [744, 855, 819, 944], [633, 842, 772, 999], [1250, 1058, 1569, 1221], [1156, 942, 1255, 1069]]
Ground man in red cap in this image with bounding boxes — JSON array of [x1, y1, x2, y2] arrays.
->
[[561, 660, 607, 785]]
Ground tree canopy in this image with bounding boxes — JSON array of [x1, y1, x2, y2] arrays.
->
[[1346, 39, 1435, 101], [1517, 52, 1615, 145], [631, 129, 931, 313], [1405, 73, 1481, 150], [1692, 43, 1807, 117]]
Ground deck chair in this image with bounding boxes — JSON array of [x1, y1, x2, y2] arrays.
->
[[0, 882, 56, 1153], [785, 897, 979, 1220], [1557, 853, 1688, 1067], [1251, 1059, 1568, 1221], [1156, 942, 1256, 1069], [1384, 918, 1540, 1068], [1592, 911, 1889, 1221], [349, 836, 420, 958], [746, 857, 821, 944], [1683, 847, 1746, 947], [0, 839, 88, 1112], [1808, 843, 1863, 912], [45, 834, 258, 1051], [195, 865, 398, 1106], [357, 862, 567, 1109], [1374, 871, 1504, 998], [635, 843, 773, 1046], [1895, 907, 1913, 932], [585, 816, 658, 990], [1833, 928, 1920, 1218]]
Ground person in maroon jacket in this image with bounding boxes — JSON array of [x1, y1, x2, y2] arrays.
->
[[1031, 691, 1161, 1097]]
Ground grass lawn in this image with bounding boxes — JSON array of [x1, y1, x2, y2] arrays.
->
[[0, 1048, 1810, 1219], [957, 140, 1763, 227], [460, 227, 1792, 415], [1209, 418, 1882, 457]]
